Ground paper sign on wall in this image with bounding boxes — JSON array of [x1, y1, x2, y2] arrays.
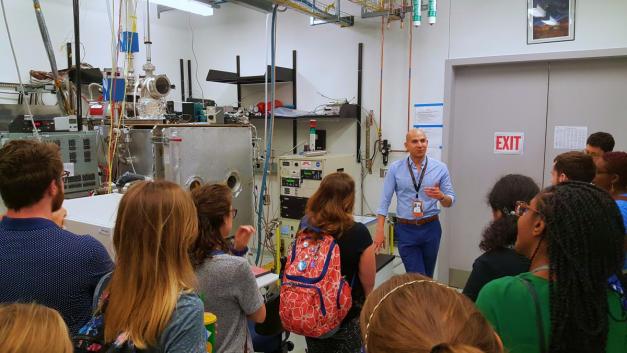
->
[[414, 103, 444, 126], [421, 126, 443, 149], [63, 162, 75, 176], [414, 103, 445, 161], [494, 132, 524, 154], [554, 126, 587, 150], [427, 147, 442, 161]]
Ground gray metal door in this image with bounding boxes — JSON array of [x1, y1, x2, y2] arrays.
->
[[543, 58, 627, 185], [446, 63, 549, 287]]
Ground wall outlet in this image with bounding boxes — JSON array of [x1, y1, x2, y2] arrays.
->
[[380, 168, 388, 178]]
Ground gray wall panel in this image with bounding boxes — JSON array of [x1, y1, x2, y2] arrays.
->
[[447, 63, 548, 275], [544, 58, 627, 186]]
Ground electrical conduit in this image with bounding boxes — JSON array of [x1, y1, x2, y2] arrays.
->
[[256, 5, 279, 265]]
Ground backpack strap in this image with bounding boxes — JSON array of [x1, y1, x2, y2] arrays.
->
[[92, 272, 113, 312], [518, 277, 547, 353]]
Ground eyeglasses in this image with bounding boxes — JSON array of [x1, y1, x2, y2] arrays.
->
[[515, 201, 542, 217], [61, 170, 70, 183], [230, 208, 238, 218]]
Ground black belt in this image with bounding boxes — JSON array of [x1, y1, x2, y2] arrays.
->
[[396, 215, 439, 226]]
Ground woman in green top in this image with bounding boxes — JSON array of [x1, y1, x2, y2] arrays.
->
[[476, 181, 626, 353]]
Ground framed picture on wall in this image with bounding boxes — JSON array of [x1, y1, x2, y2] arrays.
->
[[527, 0, 575, 44]]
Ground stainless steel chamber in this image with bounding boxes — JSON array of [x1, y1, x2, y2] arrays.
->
[[116, 125, 254, 229]]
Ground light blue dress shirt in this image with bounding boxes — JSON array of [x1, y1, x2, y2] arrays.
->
[[377, 156, 456, 220]]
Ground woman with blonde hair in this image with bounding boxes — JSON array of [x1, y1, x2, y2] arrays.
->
[[360, 273, 503, 353], [75, 180, 206, 352], [0, 303, 73, 353]]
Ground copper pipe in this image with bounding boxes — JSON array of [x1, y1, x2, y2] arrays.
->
[[378, 16, 384, 130]]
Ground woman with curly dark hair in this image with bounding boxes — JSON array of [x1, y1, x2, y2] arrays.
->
[[463, 174, 539, 301], [476, 181, 626, 353], [190, 183, 266, 353]]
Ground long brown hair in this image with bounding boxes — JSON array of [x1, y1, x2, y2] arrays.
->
[[360, 274, 502, 353], [0, 303, 73, 353], [189, 183, 232, 268], [304, 172, 355, 238], [105, 180, 199, 349]]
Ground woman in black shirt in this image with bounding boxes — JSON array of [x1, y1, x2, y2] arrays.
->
[[462, 174, 538, 301], [301, 172, 376, 353]]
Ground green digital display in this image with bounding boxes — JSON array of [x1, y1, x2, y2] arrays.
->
[[301, 169, 322, 180], [282, 177, 300, 187]]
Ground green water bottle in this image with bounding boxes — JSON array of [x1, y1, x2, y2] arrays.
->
[[204, 312, 217, 353]]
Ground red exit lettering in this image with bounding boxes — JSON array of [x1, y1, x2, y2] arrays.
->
[[495, 133, 523, 153]]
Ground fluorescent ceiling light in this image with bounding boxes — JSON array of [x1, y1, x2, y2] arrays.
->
[[150, 0, 214, 16]]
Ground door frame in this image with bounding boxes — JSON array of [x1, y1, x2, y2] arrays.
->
[[440, 47, 627, 286]]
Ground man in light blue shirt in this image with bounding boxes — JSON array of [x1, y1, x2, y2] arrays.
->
[[375, 129, 456, 276]]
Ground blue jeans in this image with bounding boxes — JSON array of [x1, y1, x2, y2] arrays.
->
[[395, 220, 442, 277]]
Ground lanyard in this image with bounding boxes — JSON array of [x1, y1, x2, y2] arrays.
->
[[407, 156, 428, 198]]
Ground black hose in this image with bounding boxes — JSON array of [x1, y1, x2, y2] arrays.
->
[[73, 0, 82, 129]]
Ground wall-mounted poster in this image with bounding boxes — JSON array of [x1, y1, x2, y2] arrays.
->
[[527, 0, 575, 44]]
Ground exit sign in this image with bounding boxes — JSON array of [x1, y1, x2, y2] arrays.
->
[[494, 132, 524, 155]]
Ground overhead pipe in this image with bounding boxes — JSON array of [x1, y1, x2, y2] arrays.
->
[[32, 0, 69, 114], [145, 0, 152, 63], [348, 0, 384, 12], [274, 0, 352, 26]]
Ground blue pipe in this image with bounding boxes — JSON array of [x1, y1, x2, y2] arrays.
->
[[255, 5, 278, 265]]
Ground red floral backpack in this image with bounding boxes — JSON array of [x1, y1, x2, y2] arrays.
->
[[279, 224, 352, 338]]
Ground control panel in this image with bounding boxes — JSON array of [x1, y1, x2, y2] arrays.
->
[[0, 131, 101, 198], [278, 154, 355, 242]]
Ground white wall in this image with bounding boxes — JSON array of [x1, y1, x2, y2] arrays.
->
[[154, 0, 627, 278], [450, 0, 627, 58], [186, 4, 389, 220], [3, 0, 626, 279], [0, 0, 191, 105], [445, 0, 627, 276], [185, 3, 455, 219]]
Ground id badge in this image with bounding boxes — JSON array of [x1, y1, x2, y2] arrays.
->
[[412, 200, 424, 218]]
